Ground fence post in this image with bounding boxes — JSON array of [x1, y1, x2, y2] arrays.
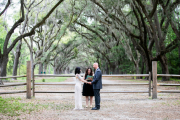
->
[[26, 61, 31, 99], [33, 72, 35, 97], [149, 71, 151, 96], [152, 61, 157, 99]]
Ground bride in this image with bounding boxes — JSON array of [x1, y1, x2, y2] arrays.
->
[[74, 67, 88, 110]]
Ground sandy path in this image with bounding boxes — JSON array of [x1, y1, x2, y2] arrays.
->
[[0, 77, 180, 120]]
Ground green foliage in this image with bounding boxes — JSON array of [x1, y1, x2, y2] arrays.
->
[[0, 18, 7, 53], [1, 0, 179, 77], [42, 79, 45, 82], [6, 53, 14, 75], [73, 47, 78, 57]]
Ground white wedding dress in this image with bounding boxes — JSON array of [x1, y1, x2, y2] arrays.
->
[[74, 74, 83, 110]]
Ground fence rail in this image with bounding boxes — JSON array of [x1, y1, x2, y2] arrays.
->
[[33, 72, 152, 97], [157, 74, 180, 77], [0, 91, 27, 94], [0, 75, 26, 79], [157, 90, 180, 93], [157, 84, 180, 86], [34, 74, 150, 77], [1, 61, 180, 99], [34, 74, 180, 77], [0, 61, 31, 99], [34, 83, 149, 86], [0, 83, 26, 87], [34, 91, 149, 93]]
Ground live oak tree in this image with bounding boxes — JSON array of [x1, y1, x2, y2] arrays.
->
[[23, 0, 87, 77], [72, 1, 141, 76], [12, 0, 45, 79], [0, 0, 65, 82], [52, 39, 79, 74], [68, 41, 97, 73], [89, 0, 180, 81], [73, 23, 134, 74], [0, 0, 179, 82]]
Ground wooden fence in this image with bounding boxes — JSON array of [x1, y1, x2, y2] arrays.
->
[[0, 61, 31, 99], [0, 61, 180, 99], [33, 74, 151, 96]]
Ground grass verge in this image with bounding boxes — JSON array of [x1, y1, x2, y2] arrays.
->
[[8, 77, 69, 83], [35, 77, 69, 83], [0, 97, 48, 117], [0, 96, 74, 117]]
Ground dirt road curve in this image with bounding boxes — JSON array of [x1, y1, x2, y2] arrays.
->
[[0, 77, 180, 120]]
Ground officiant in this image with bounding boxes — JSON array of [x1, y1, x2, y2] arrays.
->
[[82, 68, 94, 108]]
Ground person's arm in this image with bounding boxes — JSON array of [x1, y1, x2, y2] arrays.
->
[[83, 75, 85, 80], [91, 71, 101, 84], [77, 74, 87, 83]]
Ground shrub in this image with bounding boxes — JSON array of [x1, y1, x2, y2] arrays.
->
[[42, 79, 45, 82]]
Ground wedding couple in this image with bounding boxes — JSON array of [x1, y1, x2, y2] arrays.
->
[[74, 63, 102, 110]]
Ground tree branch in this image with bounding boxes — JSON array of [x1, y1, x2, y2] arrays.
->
[[0, 0, 11, 16], [7, 0, 65, 54]]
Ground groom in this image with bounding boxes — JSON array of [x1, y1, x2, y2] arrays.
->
[[88, 63, 102, 110]]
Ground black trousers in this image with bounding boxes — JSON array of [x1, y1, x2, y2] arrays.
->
[[93, 89, 100, 109]]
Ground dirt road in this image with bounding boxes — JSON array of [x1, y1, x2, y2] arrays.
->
[[1, 77, 180, 120]]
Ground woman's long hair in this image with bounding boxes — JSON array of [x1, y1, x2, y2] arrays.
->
[[75, 67, 81, 75], [85, 68, 93, 79]]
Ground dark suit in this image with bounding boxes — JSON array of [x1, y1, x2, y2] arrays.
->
[[91, 68, 102, 109]]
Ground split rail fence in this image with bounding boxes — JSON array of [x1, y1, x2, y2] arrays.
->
[[0, 61, 180, 99]]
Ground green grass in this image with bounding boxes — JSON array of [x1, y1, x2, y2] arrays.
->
[[16, 77, 26, 80], [0, 97, 48, 117], [161, 100, 180, 106], [169, 78, 180, 82], [157, 77, 180, 82], [0, 96, 75, 117], [9, 77, 69, 83], [35, 77, 69, 83]]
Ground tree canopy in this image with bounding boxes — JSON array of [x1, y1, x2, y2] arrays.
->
[[0, 0, 180, 83]]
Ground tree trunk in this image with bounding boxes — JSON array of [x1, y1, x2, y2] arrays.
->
[[19, 60, 21, 75], [67, 67, 70, 74], [0, 54, 3, 84], [0, 54, 8, 85], [140, 56, 144, 79], [144, 56, 151, 80], [59, 68, 63, 74], [115, 66, 119, 74], [30, 51, 34, 79], [43, 63, 47, 74], [12, 40, 22, 80], [135, 63, 140, 79], [139, 57, 150, 80], [0, 55, 3, 84], [0, 78, 3, 85], [110, 63, 116, 74], [54, 67, 58, 74], [49, 65, 51, 74], [0, 54, 8, 77], [105, 64, 109, 74], [38, 63, 43, 74], [160, 55, 170, 81], [179, 43, 180, 78]]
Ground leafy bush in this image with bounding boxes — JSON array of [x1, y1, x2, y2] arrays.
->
[[42, 79, 45, 82]]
